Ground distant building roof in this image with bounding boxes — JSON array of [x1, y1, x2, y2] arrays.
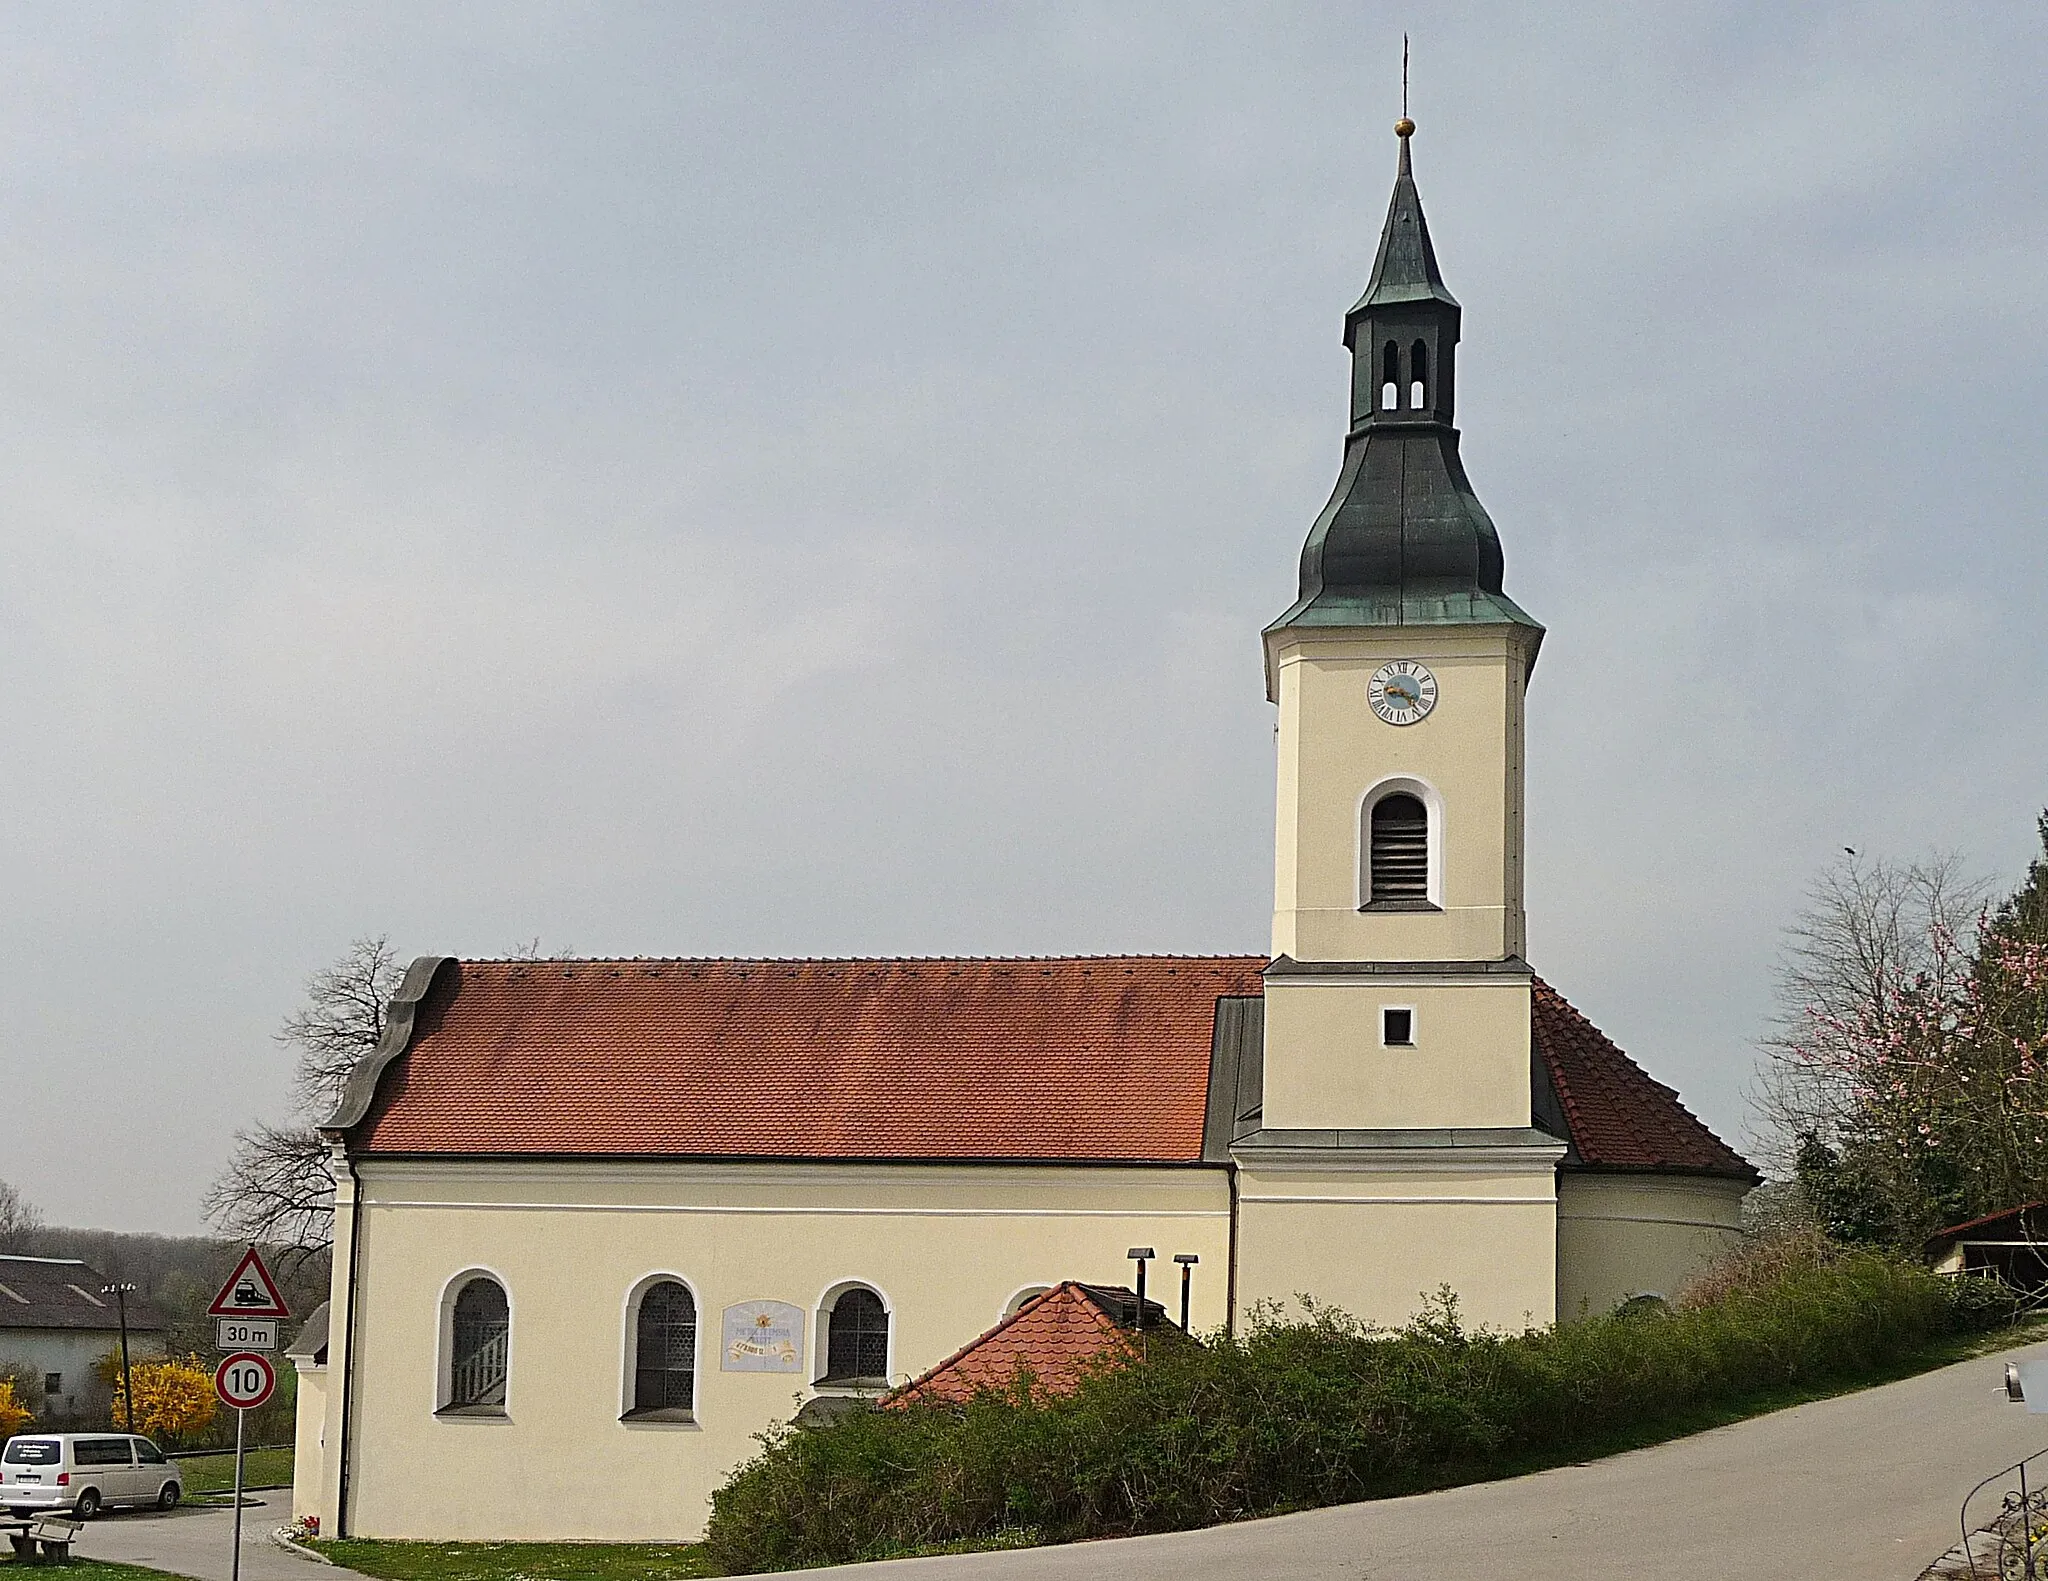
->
[[331, 955, 1754, 1183], [884, 1282, 1176, 1407], [1926, 1203, 2048, 1255], [0, 1255, 167, 1333]]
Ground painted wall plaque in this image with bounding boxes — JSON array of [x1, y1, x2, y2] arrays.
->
[[720, 1300, 804, 1372]]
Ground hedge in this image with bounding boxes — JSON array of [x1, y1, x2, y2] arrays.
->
[[702, 1234, 2017, 1573]]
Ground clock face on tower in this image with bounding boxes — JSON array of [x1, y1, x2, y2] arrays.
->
[[1368, 660, 1437, 726]]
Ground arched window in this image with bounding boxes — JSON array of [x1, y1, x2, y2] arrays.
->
[[1380, 341, 1400, 410], [631, 1280, 697, 1416], [821, 1287, 889, 1385], [1409, 340, 1429, 408], [1368, 793, 1430, 904], [1002, 1286, 1052, 1321], [448, 1276, 509, 1409]]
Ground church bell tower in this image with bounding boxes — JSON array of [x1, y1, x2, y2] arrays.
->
[[1235, 120, 1564, 1330]]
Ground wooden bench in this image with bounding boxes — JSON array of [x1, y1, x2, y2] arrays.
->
[[4, 1514, 81, 1563]]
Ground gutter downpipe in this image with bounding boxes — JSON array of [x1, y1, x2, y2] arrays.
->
[[1225, 1161, 1240, 1339], [334, 1141, 364, 1539]]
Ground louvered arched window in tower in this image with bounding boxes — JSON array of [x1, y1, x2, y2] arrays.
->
[[1367, 792, 1430, 905]]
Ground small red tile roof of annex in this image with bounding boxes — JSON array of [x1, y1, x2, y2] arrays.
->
[[884, 1282, 1167, 1407], [350, 955, 1754, 1180], [354, 956, 1267, 1162]]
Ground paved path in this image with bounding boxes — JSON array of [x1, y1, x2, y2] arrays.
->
[[73, 1497, 368, 1581], [805, 1336, 2048, 1581]]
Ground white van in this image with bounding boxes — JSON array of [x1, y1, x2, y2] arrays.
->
[[0, 1434, 180, 1517]]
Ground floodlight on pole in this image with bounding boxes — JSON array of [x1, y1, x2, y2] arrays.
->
[[1126, 1248, 1154, 1326], [101, 1282, 139, 1432], [1173, 1253, 1199, 1331]]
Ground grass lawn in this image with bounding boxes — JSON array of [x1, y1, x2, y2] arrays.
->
[[173, 1447, 294, 1493], [0, 1561, 170, 1581], [316, 1540, 719, 1581]]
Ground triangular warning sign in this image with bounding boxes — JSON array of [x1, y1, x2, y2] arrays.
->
[[207, 1246, 290, 1319]]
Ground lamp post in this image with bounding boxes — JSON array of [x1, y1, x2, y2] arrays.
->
[[101, 1282, 138, 1432], [1173, 1253, 1199, 1331], [1125, 1248, 1154, 1327]]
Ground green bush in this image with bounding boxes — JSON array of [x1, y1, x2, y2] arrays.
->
[[702, 1240, 2015, 1573]]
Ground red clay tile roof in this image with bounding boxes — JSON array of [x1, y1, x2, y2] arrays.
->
[[349, 954, 1752, 1181], [1531, 977, 1758, 1182], [884, 1282, 1173, 1406], [353, 956, 1265, 1161]]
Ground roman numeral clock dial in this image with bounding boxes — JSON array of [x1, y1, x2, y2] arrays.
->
[[1367, 660, 1437, 726]]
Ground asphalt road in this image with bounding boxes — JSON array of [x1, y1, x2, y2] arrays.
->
[[73, 1496, 366, 1581], [803, 1336, 2048, 1581]]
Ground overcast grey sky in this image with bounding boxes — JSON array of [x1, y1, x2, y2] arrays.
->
[[3, 3, 2044, 1233]]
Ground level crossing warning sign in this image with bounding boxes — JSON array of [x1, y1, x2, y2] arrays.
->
[[206, 1246, 291, 1320]]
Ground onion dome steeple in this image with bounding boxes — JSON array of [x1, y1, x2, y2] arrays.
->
[[1269, 120, 1541, 644]]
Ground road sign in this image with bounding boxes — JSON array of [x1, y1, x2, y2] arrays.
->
[[212, 1352, 276, 1581], [216, 1317, 278, 1352], [207, 1247, 290, 1320], [213, 1351, 276, 1412]]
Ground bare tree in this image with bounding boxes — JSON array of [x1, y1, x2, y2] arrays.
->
[[280, 936, 404, 1113], [0, 1177, 44, 1253], [204, 937, 403, 1264], [1749, 852, 1986, 1176]]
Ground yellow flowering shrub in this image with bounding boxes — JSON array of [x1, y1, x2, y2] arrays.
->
[[0, 1377, 31, 1438], [109, 1356, 217, 1445]]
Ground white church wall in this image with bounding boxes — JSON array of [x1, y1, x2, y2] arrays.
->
[[291, 1361, 327, 1522], [1233, 1157, 1560, 1331], [1554, 1173, 1749, 1320], [323, 1158, 1231, 1542]]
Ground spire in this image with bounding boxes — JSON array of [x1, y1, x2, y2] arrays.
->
[[1350, 123, 1458, 316], [1267, 120, 1541, 645]]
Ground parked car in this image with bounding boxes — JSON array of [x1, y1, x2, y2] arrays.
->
[[0, 1434, 180, 1518]]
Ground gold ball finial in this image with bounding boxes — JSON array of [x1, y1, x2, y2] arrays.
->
[[1394, 117, 1415, 138]]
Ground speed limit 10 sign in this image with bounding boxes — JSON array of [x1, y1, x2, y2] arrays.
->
[[214, 1351, 276, 1412]]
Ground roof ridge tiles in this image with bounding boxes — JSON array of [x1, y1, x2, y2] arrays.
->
[[462, 953, 1268, 967]]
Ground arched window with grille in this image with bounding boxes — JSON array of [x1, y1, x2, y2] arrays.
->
[[820, 1286, 890, 1385], [1365, 791, 1431, 906], [628, 1279, 697, 1418], [444, 1274, 510, 1412], [1409, 340, 1429, 408], [1380, 340, 1400, 410]]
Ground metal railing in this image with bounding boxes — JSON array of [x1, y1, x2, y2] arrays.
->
[[1960, 1444, 2048, 1579], [450, 1330, 509, 1407]]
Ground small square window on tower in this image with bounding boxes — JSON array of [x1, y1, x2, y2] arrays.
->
[[1381, 1007, 1415, 1047]]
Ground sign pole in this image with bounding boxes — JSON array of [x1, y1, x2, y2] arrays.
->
[[230, 1404, 246, 1581], [204, 1243, 287, 1581]]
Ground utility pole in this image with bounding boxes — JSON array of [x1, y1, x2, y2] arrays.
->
[[102, 1282, 139, 1432]]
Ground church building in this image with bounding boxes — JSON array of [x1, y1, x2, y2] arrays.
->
[[291, 124, 1757, 1543]]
